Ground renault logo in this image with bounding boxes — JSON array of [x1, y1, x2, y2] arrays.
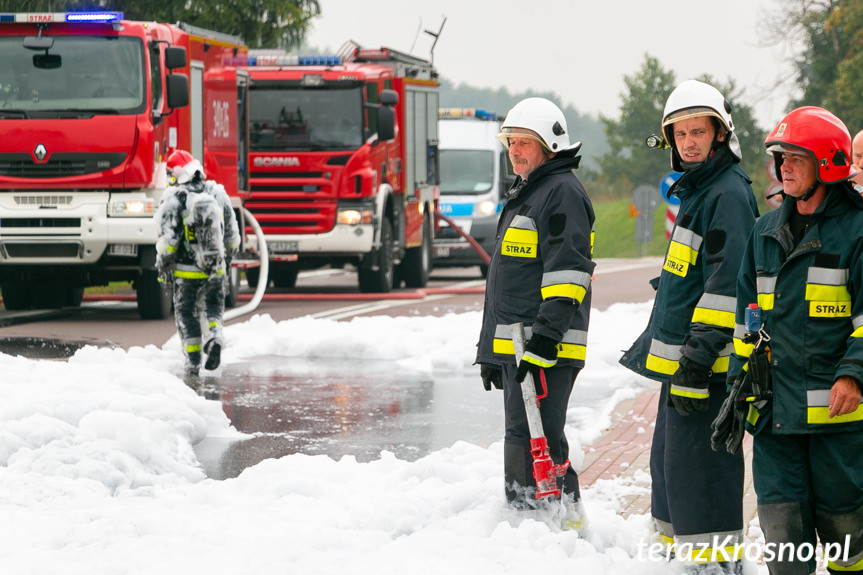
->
[[34, 143, 47, 162]]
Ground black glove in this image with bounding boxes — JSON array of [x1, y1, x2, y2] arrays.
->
[[515, 333, 559, 384], [668, 356, 712, 416], [480, 363, 503, 391], [711, 372, 749, 454]]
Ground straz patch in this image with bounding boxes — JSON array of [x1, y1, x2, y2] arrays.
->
[[663, 256, 689, 277], [810, 301, 851, 317], [502, 242, 535, 258]]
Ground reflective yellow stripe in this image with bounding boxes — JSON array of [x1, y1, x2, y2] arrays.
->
[[734, 337, 755, 358], [166, 245, 177, 253], [175, 269, 209, 279], [501, 226, 537, 258], [646, 354, 679, 376], [828, 553, 863, 572], [746, 405, 760, 426], [671, 386, 709, 399], [209, 321, 219, 329], [807, 406, 863, 425], [805, 283, 851, 302], [541, 283, 587, 302], [493, 338, 515, 356], [558, 342, 586, 361], [663, 241, 698, 277], [692, 308, 735, 329], [711, 355, 729, 374], [757, 292, 774, 311], [809, 301, 851, 317], [186, 343, 201, 353]]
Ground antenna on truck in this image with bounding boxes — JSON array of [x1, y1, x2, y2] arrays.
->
[[424, 16, 446, 64]]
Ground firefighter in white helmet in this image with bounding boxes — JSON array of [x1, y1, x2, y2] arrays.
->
[[620, 80, 759, 573], [476, 98, 595, 529], [156, 150, 240, 378]]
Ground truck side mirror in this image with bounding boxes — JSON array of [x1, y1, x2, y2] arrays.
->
[[164, 47, 187, 70], [379, 89, 398, 106], [166, 74, 189, 109], [378, 106, 395, 141]]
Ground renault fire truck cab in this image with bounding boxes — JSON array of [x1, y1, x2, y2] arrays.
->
[[242, 44, 439, 292], [0, 12, 248, 318], [435, 108, 512, 277]]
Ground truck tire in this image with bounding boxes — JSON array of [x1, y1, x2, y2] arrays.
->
[[400, 215, 433, 288], [225, 266, 240, 308], [136, 269, 172, 320], [271, 262, 299, 288], [358, 218, 394, 293], [1, 282, 31, 311], [245, 267, 262, 289]]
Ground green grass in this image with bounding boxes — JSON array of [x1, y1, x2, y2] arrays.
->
[[592, 197, 670, 259]]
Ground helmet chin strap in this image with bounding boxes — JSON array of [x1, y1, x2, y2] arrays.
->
[[787, 183, 819, 203]]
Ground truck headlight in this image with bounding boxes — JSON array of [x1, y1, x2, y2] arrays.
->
[[109, 198, 154, 216], [337, 207, 374, 225]]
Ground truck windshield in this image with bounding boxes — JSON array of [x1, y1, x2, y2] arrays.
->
[[249, 86, 364, 151], [0, 36, 144, 115], [440, 150, 494, 195]]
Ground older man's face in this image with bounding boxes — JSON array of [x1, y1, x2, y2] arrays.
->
[[508, 137, 548, 179]]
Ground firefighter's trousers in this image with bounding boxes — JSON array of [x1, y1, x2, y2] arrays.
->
[[753, 428, 863, 575], [651, 380, 745, 566], [502, 363, 580, 506], [173, 276, 225, 369]]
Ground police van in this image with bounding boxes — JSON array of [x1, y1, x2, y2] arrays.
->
[[434, 108, 514, 276]]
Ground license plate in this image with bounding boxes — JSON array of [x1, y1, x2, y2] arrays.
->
[[435, 246, 450, 258], [269, 241, 298, 253]]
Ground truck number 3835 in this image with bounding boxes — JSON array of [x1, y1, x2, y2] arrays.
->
[[212, 100, 231, 139]]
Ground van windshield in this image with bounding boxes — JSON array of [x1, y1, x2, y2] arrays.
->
[[440, 149, 494, 195], [0, 36, 144, 115]]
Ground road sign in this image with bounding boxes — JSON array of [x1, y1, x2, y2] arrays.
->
[[660, 172, 682, 206], [632, 185, 661, 245]]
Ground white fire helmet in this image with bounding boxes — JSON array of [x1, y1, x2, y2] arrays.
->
[[661, 80, 742, 170], [496, 97, 581, 154]]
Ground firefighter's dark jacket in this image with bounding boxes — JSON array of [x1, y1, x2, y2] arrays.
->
[[620, 146, 759, 382], [476, 154, 595, 368], [729, 183, 863, 435]]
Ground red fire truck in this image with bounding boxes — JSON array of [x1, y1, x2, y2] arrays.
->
[[0, 11, 249, 318], [240, 43, 439, 292]]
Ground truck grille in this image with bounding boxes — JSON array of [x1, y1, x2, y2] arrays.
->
[[2, 243, 81, 258], [0, 153, 126, 178], [247, 172, 337, 234], [1, 217, 81, 228]]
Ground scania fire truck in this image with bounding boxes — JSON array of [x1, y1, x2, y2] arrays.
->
[[0, 12, 249, 318], [241, 43, 439, 292]]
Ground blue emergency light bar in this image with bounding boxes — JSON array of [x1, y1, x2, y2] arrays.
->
[[0, 12, 123, 23], [439, 108, 497, 121], [233, 52, 342, 67]]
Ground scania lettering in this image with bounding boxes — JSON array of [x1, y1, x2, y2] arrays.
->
[[239, 44, 439, 292], [434, 108, 513, 277], [0, 12, 249, 318]]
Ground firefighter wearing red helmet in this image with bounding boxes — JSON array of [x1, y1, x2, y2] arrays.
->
[[156, 150, 240, 377], [724, 106, 863, 575], [620, 80, 760, 573]]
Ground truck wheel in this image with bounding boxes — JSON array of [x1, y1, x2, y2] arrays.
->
[[225, 266, 240, 308], [358, 218, 394, 293], [1, 282, 31, 311], [136, 269, 172, 320], [400, 215, 433, 288], [271, 262, 299, 288], [245, 267, 262, 289], [65, 288, 85, 308]]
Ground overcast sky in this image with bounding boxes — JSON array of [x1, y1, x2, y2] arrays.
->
[[305, 0, 797, 130]]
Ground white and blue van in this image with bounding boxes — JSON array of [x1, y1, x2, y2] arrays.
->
[[434, 108, 514, 276]]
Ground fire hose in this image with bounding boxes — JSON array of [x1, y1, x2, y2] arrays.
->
[[510, 322, 571, 499], [224, 208, 268, 322]]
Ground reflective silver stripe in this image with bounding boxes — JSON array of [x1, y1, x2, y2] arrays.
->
[[561, 329, 588, 346], [541, 270, 592, 290], [671, 226, 703, 250], [756, 276, 777, 293], [717, 342, 734, 357], [649, 339, 682, 361], [733, 323, 747, 340], [854, 315, 863, 331], [510, 214, 536, 231], [675, 529, 745, 562], [696, 293, 736, 314], [807, 390, 833, 407], [176, 263, 205, 273], [807, 267, 848, 285], [495, 324, 534, 340]]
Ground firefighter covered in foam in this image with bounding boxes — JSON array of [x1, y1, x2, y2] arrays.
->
[[156, 150, 240, 376], [475, 97, 594, 527], [728, 107, 863, 575], [619, 80, 759, 573]]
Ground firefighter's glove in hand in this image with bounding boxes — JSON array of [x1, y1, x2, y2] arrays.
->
[[711, 372, 749, 454], [668, 356, 712, 416], [480, 363, 503, 391], [515, 333, 559, 384]]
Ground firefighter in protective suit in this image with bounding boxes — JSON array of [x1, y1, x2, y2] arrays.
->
[[156, 150, 240, 376], [727, 107, 863, 575], [619, 80, 759, 572], [475, 98, 595, 526]]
